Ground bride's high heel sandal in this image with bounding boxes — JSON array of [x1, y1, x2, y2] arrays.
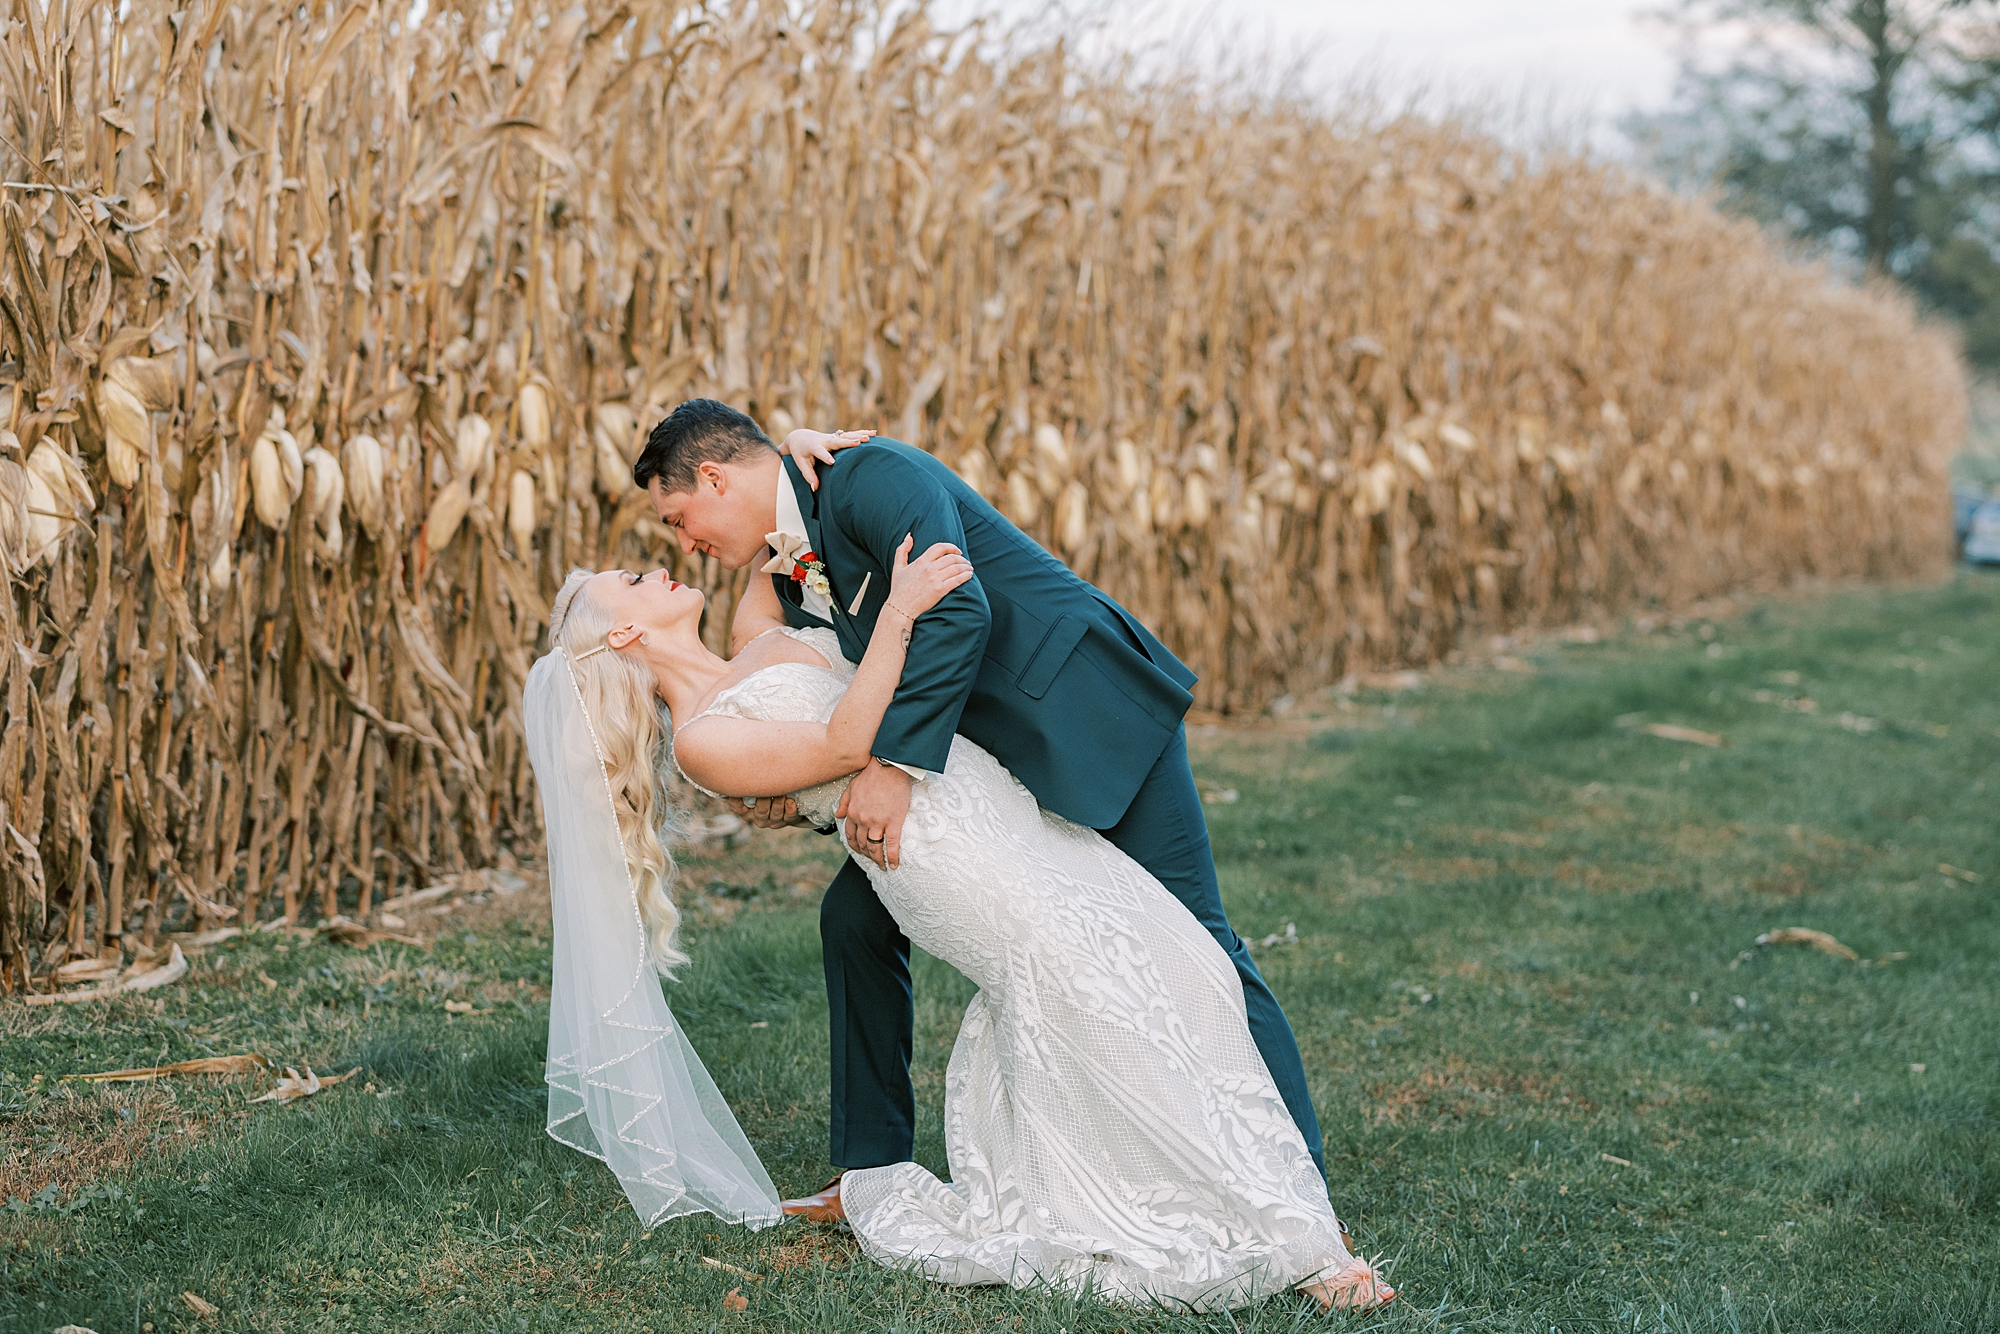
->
[[779, 1173, 847, 1223], [1300, 1260, 1397, 1313]]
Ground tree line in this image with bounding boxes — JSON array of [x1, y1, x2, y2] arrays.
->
[[1626, 1, 2000, 370]]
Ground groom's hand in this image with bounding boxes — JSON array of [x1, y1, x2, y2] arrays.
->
[[724, 796, 809, 830], [836, 761, 913, 870]]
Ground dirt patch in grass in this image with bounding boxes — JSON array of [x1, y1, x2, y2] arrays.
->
[[1395, 857, 1503, 884], [1446, 827, 1551, 849], [0, 1078, 239, 1206], [1546, 858, 1652, 893], [1752, 863, 1818, 897], [767, 1227, 859, 1272], [1660, 822, 1745, 858], [1367, 1055, 1594, 1128], [366, 865, 556, 941]]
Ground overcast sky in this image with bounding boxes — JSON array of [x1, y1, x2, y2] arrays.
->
[[1205, 1, 1680, 113], [958, 1, 1689, 150]]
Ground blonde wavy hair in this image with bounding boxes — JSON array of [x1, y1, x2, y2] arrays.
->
[[548, 568, 690, 974]]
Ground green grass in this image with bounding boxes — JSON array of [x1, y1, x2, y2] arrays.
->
[[4, 576, 1998, 1333]]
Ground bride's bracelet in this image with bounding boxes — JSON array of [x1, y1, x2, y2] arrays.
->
[[881, 598, 921, 623]]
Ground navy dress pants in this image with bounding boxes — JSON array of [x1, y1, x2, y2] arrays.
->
[[819, 725, 1327, 1179]]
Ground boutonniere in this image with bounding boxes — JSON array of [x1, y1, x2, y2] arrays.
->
[[763, 532, 832, 601]]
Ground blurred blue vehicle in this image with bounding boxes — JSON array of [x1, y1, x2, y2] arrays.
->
[[1958, 490, 1986, 547], [1967, 499, 2000, 565]]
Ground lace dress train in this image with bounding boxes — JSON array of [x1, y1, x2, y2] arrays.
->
[[682, 628, 1375, 1310]]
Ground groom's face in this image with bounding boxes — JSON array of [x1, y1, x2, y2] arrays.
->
[[648, 462, 768, 570]]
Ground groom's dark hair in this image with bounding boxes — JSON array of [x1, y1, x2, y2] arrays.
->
[[632, 399, 776, 495]]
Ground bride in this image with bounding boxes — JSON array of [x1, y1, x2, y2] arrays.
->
[[525, 540, 1394, 1312]]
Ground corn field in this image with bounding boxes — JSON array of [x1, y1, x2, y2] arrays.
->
[[0, 0, 1964, 984]]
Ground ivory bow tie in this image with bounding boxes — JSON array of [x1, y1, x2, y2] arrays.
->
[[762, 531, 814, 575]]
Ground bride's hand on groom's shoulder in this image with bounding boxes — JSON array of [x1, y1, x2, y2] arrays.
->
[[886, 535, 974, 621], [781, 426, 875, 490]]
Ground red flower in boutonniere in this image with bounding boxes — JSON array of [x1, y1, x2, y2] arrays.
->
[[762, 533, 833, 601]]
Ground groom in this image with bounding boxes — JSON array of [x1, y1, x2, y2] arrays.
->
[[634, 399, 1325, 1199]]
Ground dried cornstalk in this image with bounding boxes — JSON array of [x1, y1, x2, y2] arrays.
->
[[0, 0, 1964, 987]]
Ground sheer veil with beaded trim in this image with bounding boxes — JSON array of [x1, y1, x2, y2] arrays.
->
[[523, 647, 781, 1229]]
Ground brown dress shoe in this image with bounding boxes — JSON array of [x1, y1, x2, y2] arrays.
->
[[779, 1174, 846, 1223]]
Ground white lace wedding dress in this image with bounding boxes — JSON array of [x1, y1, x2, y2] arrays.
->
[[679, 627, 1363, 1310]]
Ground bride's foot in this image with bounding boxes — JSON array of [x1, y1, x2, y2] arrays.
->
[[779, 1173, 846, 1223], [1300, 1260, 1396, 1312]]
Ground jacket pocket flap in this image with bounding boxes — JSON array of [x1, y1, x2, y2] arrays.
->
[[1016, 613, 1088, 699]]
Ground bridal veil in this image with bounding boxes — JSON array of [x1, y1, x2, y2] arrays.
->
[[523, 648, 782, 1228]]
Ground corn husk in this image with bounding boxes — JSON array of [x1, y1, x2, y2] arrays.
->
[[594, 425, 630, 497], [1181, 472, 1211, 529], [425, 476, 473, 552], [250, 432, 290, 531], [453, 415, 493, 478], [507, 468, 538, 552], [341, 434, 386, 536], [97, 377, 153, 488], [595, 402, 640, 464], [518, 381, 552, 451], [27, 442, 93, 520], [1055, 480, 1090, 555], [1113, 439, 1144, 495], [0, 457, 28, 572], [276, 431, 304, 501], [1755, 926, 1860, 960], [106, 355, 179, 411], [303, 447, 345, 558], [190, 456, 234, 590], [1355, 460, 1398, 517], [1148, 472, 1177, 530], [20, 456, 62, 566], [1033, 423, 1069, 472], [1004, 471, 1041, 528], [952, 447, 991, 496]]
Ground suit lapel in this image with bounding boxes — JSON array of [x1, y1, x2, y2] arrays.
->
[[782, 458, 824, 562], [777, 458, 835, 631]]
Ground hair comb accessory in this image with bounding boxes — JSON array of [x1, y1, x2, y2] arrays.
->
[[548, 567, 594, 643], [571, 642, 611, 661]]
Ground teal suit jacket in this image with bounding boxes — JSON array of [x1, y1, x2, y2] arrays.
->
[[772, 441, 1196, 829]]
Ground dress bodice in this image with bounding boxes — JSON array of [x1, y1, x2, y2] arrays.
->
[[672, 626, 857, 826]]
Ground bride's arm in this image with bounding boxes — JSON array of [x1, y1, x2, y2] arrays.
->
[[671, 538, 973, 798]]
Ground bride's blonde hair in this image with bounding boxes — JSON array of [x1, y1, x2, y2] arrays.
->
[[547, 568, 690, 974]]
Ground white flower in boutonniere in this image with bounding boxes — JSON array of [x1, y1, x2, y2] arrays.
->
[[763, 531, 833, 602]]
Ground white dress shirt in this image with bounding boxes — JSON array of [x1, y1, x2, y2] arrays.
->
[[774, 479, 834, 621]]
